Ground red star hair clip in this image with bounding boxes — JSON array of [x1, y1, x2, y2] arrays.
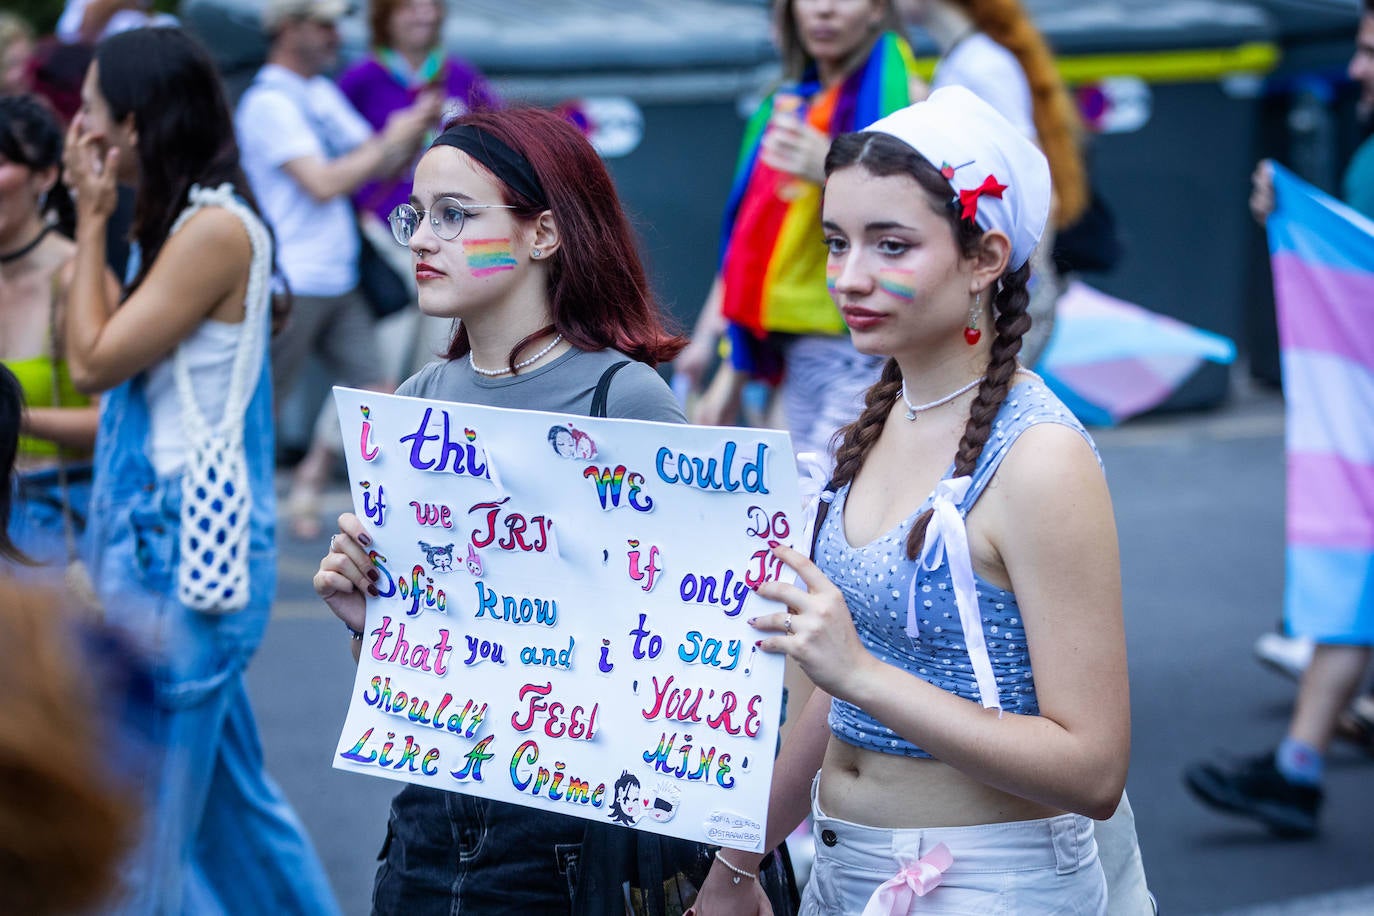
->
[[958, 174, 1008, 223]]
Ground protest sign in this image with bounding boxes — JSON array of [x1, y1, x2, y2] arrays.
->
[[331, 387, 801, 851]]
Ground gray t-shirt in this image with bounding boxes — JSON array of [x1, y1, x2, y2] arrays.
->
[[396, 348, 687, 424]]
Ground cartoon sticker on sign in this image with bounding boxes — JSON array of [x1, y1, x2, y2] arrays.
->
[[331, 387, 800, 851]]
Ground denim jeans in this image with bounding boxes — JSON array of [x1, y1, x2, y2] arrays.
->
[[372, 787, 587, 915], [5, 466, 91, 569], [88, 365, 339, 914]]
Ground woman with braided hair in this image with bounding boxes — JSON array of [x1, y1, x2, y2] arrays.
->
[[690, 86, 1127, 915]]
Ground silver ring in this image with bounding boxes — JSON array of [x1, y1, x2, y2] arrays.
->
[[784, 615, 792, 635], [330, 534, 338, 551]]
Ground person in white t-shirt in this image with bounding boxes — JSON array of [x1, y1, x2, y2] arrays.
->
[[55, 0, 176, 46], [897, 0, 1088, 368], [235, 0, 439, 539]]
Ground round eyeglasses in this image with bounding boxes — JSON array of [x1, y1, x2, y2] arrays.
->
[[388, 197, 518, 245]]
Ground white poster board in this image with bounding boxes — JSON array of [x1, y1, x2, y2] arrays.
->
[[331, 387, 801, 851]]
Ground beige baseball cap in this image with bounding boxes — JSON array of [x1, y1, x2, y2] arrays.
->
[[261, 0, 353, 32]]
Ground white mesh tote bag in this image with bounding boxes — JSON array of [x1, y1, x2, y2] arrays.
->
[[170, 184, 271, 613]]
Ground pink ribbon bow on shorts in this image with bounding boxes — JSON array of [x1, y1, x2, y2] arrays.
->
[[859, 843, 955, 916]]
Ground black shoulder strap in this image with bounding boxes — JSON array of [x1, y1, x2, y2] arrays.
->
[[809, 482, 836, 561], [590, 360, 632, 419]]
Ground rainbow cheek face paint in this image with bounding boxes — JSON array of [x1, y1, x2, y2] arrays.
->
[[825, 262, 841, 295], [876, 268, 917, 303], [462, 238, 518, 277]]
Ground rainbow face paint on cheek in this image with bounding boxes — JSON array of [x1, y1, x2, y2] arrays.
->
[[825, 262, 841, 294], [876, 268, 917, 303], [462, 238, 517, 277]]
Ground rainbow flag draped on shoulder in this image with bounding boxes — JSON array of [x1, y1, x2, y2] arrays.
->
[[1269, 162, 1374, 641], [718, 31, 917, 376]]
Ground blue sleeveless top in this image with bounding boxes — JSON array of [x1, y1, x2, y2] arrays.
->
[[824, 374, 1097, 758]]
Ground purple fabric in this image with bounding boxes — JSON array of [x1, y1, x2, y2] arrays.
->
[[338, 55, 499, 221]]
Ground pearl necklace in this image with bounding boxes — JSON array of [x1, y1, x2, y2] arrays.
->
[[468, 334, 564, 377], [900, 376, 983, 421]]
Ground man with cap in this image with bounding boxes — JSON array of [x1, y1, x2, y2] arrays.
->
[[236, 0, 440, 539]]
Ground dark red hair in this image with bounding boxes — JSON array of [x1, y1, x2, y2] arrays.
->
[[440, 107, 686, 369]]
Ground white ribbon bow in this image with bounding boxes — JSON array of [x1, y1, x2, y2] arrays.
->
[[859, 843, 954, 916], [913, 476, 1002, 714], [794, 451, 834, 570]]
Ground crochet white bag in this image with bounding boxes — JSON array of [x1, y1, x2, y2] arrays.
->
[[171, 184, 271, 613]]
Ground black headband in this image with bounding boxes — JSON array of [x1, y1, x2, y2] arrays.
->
[[431, 125, 547, 208]]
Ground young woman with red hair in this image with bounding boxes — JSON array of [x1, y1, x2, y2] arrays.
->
[[314, 108, 801, 914], [897, 0, 1090, 367]]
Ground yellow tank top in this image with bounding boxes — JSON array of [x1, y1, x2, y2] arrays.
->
[[1, 355, 91, 461]]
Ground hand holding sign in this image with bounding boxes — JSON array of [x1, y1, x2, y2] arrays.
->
[[313, 513, 375, 634], [751, 544, 875, 701]]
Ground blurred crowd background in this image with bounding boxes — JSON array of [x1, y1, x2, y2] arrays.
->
[[6, 0, 1368, 429], [3, 1, 1373, 913]]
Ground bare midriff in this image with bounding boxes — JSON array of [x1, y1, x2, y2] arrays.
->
[[818, 738, 1062, 829]]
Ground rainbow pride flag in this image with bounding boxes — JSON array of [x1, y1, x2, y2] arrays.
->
[[718, 31, 917, 375], [1270, 163, 1374, 641]]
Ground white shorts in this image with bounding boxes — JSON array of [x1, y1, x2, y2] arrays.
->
[[799, 773, 1108, 915]]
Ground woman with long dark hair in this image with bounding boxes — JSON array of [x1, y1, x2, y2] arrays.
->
[[693, 87, 1128, 915], [0, 93, 113, 569], [62, 27, 338, 912], [314, 107, 798, 914]]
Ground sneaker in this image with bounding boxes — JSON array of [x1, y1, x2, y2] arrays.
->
[[1183, 752, 1323, 838], [1253, 632, 1314, 681]]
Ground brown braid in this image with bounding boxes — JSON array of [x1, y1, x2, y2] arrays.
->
[[905, 260, 1032, 559], [830, 358, 904, 493], [823, 131, 1037, 559]]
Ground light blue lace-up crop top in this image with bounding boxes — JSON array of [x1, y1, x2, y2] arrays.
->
[[824, 373, 1098, 758]]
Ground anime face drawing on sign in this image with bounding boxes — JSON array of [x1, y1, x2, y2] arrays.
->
[[418, 541, 455, 572], [609, 770, 641, 826], [640, 781, 682, 824], [547, 424, 596, 460]]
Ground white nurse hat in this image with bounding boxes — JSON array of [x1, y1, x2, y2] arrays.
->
[[861, 85, 1051, 270]]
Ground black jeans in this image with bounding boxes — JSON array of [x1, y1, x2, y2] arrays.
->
[[372, 786, 799, 916], [372, 785, 585, 915]]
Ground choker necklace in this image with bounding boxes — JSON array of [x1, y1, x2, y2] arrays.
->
[[0, 224, 53, 265], [469, 334, 564, 377], [900, 376, 983, 421]]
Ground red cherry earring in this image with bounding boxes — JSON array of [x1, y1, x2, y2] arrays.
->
[[964, 292, 982, 345]]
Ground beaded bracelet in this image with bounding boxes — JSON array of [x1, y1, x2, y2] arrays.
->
[[714, 849, 757, 885]]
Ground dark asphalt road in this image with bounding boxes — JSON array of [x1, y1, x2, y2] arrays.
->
[[245, 374, 1374, 915]]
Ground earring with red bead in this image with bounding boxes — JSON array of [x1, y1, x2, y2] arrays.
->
[[964, 292, 982, 345]]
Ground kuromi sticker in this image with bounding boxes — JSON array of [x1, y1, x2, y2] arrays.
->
[[418, 541, 455, 572]]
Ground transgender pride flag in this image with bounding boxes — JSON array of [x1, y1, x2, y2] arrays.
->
[[1269, 163, 1374, 641]]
